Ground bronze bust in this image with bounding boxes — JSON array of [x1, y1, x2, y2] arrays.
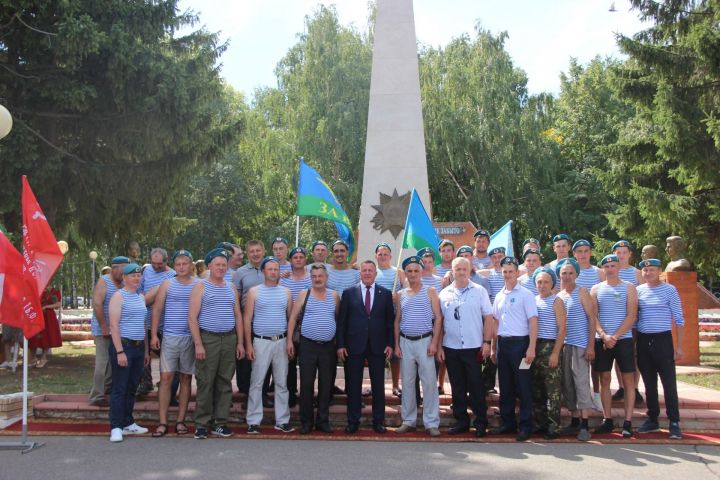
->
[[665, 236, 692, 272], [641, 245, 660, 261]]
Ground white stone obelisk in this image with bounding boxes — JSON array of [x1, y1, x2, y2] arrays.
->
[[356, 0, 431, 263]]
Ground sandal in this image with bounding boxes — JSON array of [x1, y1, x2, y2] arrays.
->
[[175, 422, 189, 435], [152, 424, 168, 437]]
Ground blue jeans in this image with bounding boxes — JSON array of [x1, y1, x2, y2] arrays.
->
[[109, 340, 145, 429], [497, 336, 533, 433]]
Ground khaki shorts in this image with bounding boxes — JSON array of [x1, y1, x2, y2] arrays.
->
[[159, 335, 195, 375]]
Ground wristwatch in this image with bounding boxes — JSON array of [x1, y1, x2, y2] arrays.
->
[[483, 340, 491, 345]]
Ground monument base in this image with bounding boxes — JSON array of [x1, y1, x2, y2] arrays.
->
[[663, 271, 700, 366]]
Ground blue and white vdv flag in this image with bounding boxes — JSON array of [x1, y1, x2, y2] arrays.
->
[[489, 220, 514, 258]]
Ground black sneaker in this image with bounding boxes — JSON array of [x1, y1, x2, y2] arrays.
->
[[637, 418, 660, 433], [193, 427, 208, 439], [622, 421, 633, 438], [593, 420, 614, 434], [611, 388, 625, 401], [248, 424, 260, 434], [669, 422, 682, 440], [274, 423, 295, 433], [210, 425, 233, 437]]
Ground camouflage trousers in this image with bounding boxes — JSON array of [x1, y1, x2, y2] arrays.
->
[[531, 340, 562, 433]]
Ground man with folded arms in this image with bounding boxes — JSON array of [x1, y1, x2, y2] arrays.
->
[[244, 256, 294, 434], [394, 256, 443, 437], [438, 257, 493, 437], [188, 248, 245, 439]]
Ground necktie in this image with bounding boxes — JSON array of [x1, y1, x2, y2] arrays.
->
[[364, 286, 371, 315]]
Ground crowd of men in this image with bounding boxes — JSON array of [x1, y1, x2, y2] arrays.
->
[[91, 231, 686, 443]]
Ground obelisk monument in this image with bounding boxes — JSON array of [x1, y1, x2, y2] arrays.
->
[[357, 0, 431, 262]]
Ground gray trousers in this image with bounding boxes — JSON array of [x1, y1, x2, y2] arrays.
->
[[561, 345, 593, 411], [89, 336, 112, 403], [400, 335, 440, 428], [246, 337, 290, 426]]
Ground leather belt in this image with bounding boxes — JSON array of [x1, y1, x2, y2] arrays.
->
[[300, 335, 334, 345], [200, 329, 236, 337], [121, 337, 144, 346], [400, 331, 433, 341], [253, 332, 287, 341], [498, 335, 529, 343]]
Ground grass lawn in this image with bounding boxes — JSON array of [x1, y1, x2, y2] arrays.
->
[[0, 343, 95, 395], [677, 341, 720, 390]]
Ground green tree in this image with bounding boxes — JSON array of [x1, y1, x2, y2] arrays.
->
[[601, 0, 720, 277], [0, 0, 240, 251]]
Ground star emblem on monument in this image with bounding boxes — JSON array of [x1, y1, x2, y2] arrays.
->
[[371, 189, 411, 238]]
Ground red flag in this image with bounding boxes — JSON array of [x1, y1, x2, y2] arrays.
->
[[0, 231, 44, 338], [22, 176, 63, 293]]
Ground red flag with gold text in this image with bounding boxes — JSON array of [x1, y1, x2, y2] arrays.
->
[[0, 231, 44, 338], [22, 176, 63, 294]]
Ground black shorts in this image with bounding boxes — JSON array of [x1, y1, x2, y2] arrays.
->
[[593, 337, 635, 373]]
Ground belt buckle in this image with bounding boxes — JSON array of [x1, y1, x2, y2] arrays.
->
[[271, 335, 279, 341]]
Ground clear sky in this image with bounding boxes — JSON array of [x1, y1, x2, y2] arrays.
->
[[177, 0, 647, 97]]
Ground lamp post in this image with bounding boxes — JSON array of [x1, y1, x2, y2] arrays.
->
[[57, 241, 69, 321], [89, 251, 98, 305]]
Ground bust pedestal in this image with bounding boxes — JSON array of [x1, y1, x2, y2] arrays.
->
[[662, 271, 699, 366]]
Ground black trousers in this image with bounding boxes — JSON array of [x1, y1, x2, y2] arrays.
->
[[497, 336, 533, 433], [637, 331, 680, 423], [345, 345, 385, 425], [299, 337, 336, 427], [444, 346, 487, 428]]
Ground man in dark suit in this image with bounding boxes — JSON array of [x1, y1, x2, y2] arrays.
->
[[337, 260, 394, 434]]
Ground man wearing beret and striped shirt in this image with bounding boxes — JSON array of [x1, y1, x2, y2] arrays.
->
[[548, 234, 572, 271], [472, 229, 492, 270], [327, 240, 360, 294], [280, 246, 312, 408], [244, 256, 294, 434], [188, 248, 245, 439], [149, 250, 198, 437], [394, 256, 443, 437], [635, 259, 684, 440]]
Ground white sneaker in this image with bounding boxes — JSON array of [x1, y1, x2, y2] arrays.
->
[[122, 423, 148, 435], [592, 392, 603, 412], [110, 428, 123, 442]]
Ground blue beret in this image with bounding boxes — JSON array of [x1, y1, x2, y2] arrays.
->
[[438, 239, 455, 249], [332, 239, 349, 250], [552, 233, 572, 243], [312, 240, 327, 250], [600, 254, 619, 266], [638, 258, 662, 269], [272, 237, 289, 246], [122, 263, 142, 275], [289, 247, 306, 259], [500, 256, 519, 267], [260, 256, 280, 271], [533, 266, 557, 289], [111, 256, 130, 265], [205, 248, 230, 265], [456, 245, 473, 257], [612, 240, 632, 251], [375, 242, 391, 253], [172, 249, 193, 262], [473, 229, 490, 239], [523, 248, 542, 259], [417, 247, 434, 258], [572, 239, 591, 251], [489, 246, 506, 256], [555, 258, 580, 276], [402, 256, 423, 270], [216, 242, 235, 253], [523, 238, 541, 247]]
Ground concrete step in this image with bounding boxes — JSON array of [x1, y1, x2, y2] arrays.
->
[[32, 392, 720, 431]]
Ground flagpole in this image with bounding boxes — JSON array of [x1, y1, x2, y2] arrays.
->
[[295, 216, 300, 247], [391, 238, 403, 293], [0, 337, 43, 453]]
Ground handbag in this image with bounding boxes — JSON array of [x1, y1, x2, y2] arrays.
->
[[293, 288, 312, 343]]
